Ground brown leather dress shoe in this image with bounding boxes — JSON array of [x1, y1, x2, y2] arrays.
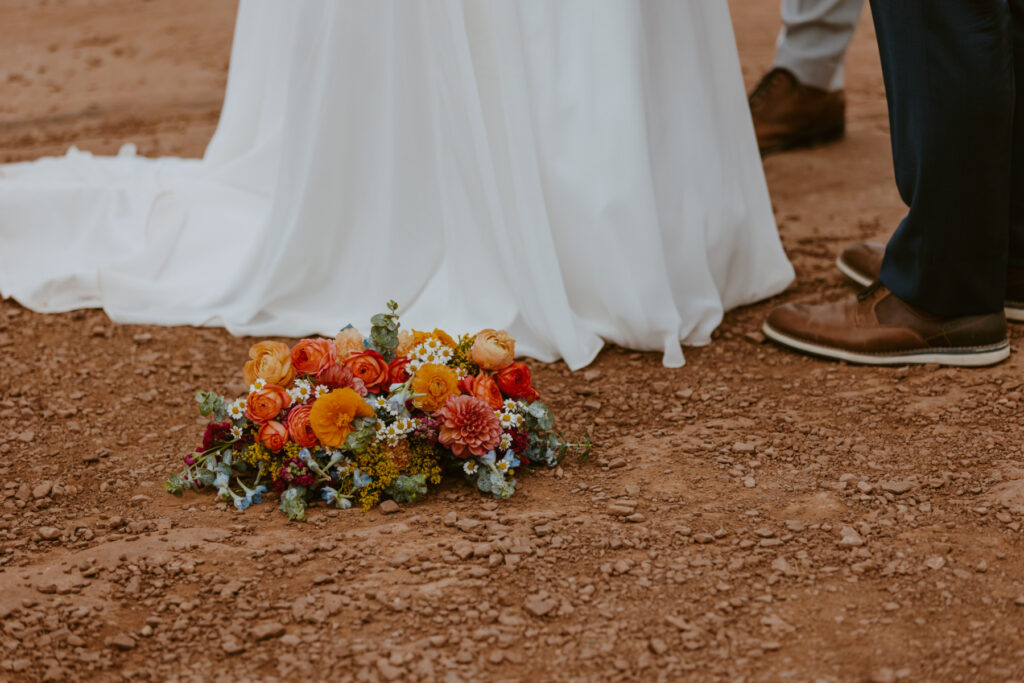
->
[[749, 68, 845, 155], [837, 241, 1024, 321], [763, 283, 1009, 366]]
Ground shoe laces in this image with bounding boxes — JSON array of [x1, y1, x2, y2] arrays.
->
[[857, 281, 883, 302]]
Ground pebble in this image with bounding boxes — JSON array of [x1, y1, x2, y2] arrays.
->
[[648, 638, 668, 655], [38, 527, 61, 540], [837, 527, 864, 548], [222, 639, 246, 655], [379, 500, 400, 514], [108, 634, 136, 651], [32, 481, 52, 499], [924, 556, 945, 571], [524, 598, 555, 617], [251, 622, 285, 641], [388, 553, 410, 567], [880, 480, 914, 494]]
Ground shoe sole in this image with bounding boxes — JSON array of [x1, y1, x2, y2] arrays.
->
[[759, 122, 845, 157], [762, 321, 1011, 367], [836, 255, 1024, 323]]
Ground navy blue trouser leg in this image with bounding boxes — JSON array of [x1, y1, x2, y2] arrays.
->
[[1012, 0, 1024, 269], [870, 0, 1017, 316]]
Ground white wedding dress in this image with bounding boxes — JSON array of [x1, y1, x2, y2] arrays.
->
[[0, 0, 792, 369]]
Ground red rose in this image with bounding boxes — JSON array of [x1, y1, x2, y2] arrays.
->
[[458, 374, 475, 395], [388, 356, 411, 387], [285, 405, 318, 448], [258, 421, 289, 453], [495, 362, 539, 401], [343, 350, 389, 392]]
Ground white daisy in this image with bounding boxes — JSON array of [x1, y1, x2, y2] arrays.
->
[[498, 413, 516, 429], [463, 460, 479, 475], [294, 381, 312, 401], [314, 385, 330, 399], [231, 426, 244, 439], [248, 378, 267, 393], [503, 399, 519, 413], [227, 400, 245, 420], [499, 433, 513, 451]]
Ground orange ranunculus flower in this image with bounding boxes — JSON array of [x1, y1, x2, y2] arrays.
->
[[470, 329, 515, 370], [291, 337, 338, 376], [309, 388, 374, 448], [258, 421, 289, 453], [410, 363, 460, 412], [334, 327, 365, 360], [469, 373, 504, 410], [343, 350, 389, 392], [432, 329, 457, 349], [245, 384, 291, 425], [395, 329, 416, 356], [411, 329, 431, 346], [285, 404, 318, 448], [243, 341, 296, 388]]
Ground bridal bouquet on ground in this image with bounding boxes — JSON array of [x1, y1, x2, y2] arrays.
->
[[165, 302, 588, 520]]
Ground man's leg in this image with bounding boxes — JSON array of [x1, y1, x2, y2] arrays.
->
[[774, 0, 864, 92], [749, 0, 862, 154], [874, 0, 1015, 317], [1011, 0, 1024, 273], [762, 0, 1013, 366]]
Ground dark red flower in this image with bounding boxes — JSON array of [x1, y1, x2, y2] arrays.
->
[[202, 421, 233, 451]]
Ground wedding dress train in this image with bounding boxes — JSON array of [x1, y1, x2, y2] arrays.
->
[[0, 0, 793, 369]]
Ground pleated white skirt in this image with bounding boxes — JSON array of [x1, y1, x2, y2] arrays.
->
[[0, 0, 793, 369]]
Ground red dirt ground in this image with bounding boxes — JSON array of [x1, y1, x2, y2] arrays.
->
[[2, 1, 1023, 681]]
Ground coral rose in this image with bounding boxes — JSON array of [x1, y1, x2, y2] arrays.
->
[[243, 341, 296, 388], [437, 395, 503, 457], [388, 356, 411, 386], [309, 388, 374, 448], [396, 329, 416, 356], [469, 374, 504, 410], [495, 362, 540, 401], [245, 384, 291, 424], [258, 421, 289, 453], [343, 349, 389, 393], [411, 363, 460, 412], [291, 338, 338, 376], [285, 405, 318, 448], [334, 327, 365, 360], [471, 329, 515, 370]]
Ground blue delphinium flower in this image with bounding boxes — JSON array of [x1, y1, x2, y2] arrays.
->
[[321, 486, 339, 505], [353, 468, 372, 489], [249, 485, 267, 505], [234, 494, 251, 511], [213, 471, 230, 489]]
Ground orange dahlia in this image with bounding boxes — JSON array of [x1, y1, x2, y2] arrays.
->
[[411, 363, 460, 412], [437, 395, 502, 457], [309, 388, 374, 448]]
